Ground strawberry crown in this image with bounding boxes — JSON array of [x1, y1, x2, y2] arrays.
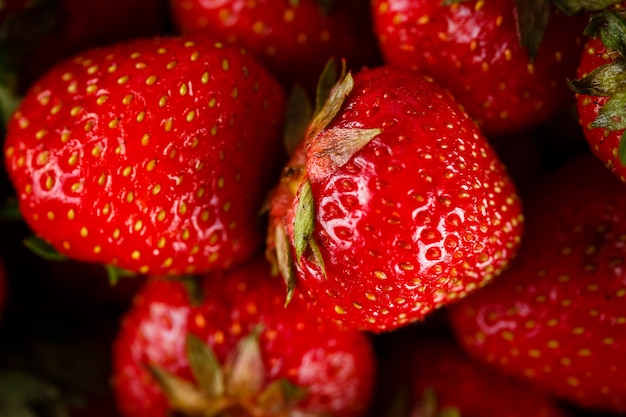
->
[[568, 8, 626, 165], [273, 60, 381, 305], [148, 329, 321, 417]]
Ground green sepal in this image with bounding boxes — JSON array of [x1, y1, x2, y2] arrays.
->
[[179, 275, 205, 307], [224, 326, 265, 399], [308, 61, 351, 141], [257, 379, 308, 410], [308, 237, 326, 279], [410, 388, 462, 417], [585, 10, 626, 57], [316, 0, 339, 16], [515, 0, 551, 62], [147, 365, 215, 416], [186, 334, 225, 398], [306, 127, 381, 183], [284, 85, 313, 156], [103, 264, 136, 285], [293, 180, 315, 263], [618, 131, 626, 166], [440, 0, 469, 5], [552, 0, 624, 15], [0, 370, 60, 403], [0, 199, 22, 222], [567, 60, 626, 96], [274, 222, 296, 307], [591, 90, 626, 130], [315, 59, 339, 116], [22, 236, 68, 262]]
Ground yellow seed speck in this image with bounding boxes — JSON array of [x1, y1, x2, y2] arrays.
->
[[131, 250, 141, 260], [80, 227, 88, 237]]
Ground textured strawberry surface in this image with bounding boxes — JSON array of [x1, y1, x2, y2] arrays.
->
[[112, 255, 376, 417], [284, 66, 524, 332], [4, 35, 286, 276], [450, 154, 626, 413]]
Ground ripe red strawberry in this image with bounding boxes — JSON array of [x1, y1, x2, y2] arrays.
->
[[268, 65, 524, 333], [3, 35, 286, 276], [168, 0, 381, 95], [111, 255, 376, 417], [370, 334, 570, 417], [449, 153, 626, 413], [568, 7, 626, 181], [371, 0, 586, 136]]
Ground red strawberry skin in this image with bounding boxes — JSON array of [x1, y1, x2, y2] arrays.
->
[[169, 0, 381, 94], [283, 66, 524, 333], [371, 0, 585, 136], [4, 35, 286, 276], [372, 334, 570, 417], [111, 255, 376, 417], [449, 154, 626, 413], [573, 37, 625, 180]]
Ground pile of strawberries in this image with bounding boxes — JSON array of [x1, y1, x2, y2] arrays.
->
[[1, 0, 626, 416]]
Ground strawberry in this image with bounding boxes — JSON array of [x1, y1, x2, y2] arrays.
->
[[268, 65, 524, 333], [370, 0, 586, 136], [568, 7, 626, 181], [370, 333, 571, 417], [449, 153, 626, 413], [111, 255, 376, 417], [3, 35, 286, 276], [168, 0, 382, 95]]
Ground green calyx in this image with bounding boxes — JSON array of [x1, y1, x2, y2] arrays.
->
[[410, 388, 461, 417], [149, 329, 313, 417], [280, 59, 381, 289], [551, 0, 624, 15], [567, 9, 626, 166]]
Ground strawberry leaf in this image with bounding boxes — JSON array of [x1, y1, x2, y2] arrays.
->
[[307, 127, 381, 183], [308, 237, 327, 279], [585, 10, 626, 57], [22, 236, 68, 262], [567, 60, 626, 96], [274, 222, 296, 306], [0, 199, 22, 221], [186, 334, 225, 398], [514, 0, 551, 62], [147, 365, 216, 415], [293, 180, 315, 263], [180, 275, 205, 307], [224, 326, 265, 399], [284, 85, 313, 156], [308, 67, 353, 141], [440, 0, 469, 5], [618, 131, 626, 165], [103, 264, 136, 285], [256, 379, 308, 411], [553, 0, 624, 15], [591, 90, 626, 130], [315, 59, 339, 116], [410, 388, 461, 417]]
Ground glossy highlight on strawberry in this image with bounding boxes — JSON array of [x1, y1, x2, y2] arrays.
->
[[4, 35, 286, 276]]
